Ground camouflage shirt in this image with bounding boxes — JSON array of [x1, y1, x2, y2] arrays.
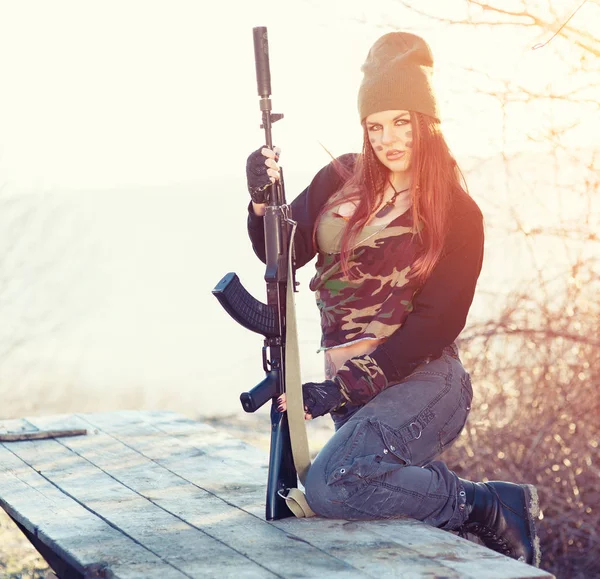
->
[[310, 206, 423, 351]]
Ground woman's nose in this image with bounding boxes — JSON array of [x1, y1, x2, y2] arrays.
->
[[381, 127, 396, 146]]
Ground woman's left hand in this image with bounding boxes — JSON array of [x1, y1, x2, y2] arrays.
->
[[277, 393, 313, 420], [278, 379, 346, 419]]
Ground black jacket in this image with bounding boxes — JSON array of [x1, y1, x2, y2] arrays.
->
[[247, 154, 484, 383]]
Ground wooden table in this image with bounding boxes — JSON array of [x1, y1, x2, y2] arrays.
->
[[0, 410, 553, 578]]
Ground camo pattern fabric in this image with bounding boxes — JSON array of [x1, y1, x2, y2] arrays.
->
[[309, 208, 423, 351], [334, 354, 389, 406]]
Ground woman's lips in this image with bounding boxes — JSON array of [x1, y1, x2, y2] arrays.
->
[[386, 150, 405, 160]]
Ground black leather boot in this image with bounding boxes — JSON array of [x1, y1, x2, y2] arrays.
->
[[460, 480, 541, 567]]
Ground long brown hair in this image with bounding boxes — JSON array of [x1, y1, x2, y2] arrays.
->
[[314, 111, 466, 282]]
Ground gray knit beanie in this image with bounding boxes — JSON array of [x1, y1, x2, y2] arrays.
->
[[358, 32, 439, 122]]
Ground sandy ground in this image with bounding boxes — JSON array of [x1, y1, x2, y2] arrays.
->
[[0, 410, 335, 578]]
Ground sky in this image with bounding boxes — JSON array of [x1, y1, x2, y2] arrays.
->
[[2, 0, 598, 194]]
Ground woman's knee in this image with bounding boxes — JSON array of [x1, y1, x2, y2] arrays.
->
[[304, 431, 371, 519], [304, 421, 409, 519], [304, 455, 346, 518]]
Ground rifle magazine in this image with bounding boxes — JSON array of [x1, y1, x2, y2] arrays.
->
[[213, 272, 278, 338]]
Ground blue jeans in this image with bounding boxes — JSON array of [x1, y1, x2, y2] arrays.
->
[[304, 344, 473, 530]]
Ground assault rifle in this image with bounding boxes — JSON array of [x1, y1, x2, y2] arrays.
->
[[212, 27, 297, 521]]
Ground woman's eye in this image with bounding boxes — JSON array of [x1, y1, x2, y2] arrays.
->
[[368, 125, 381, 132], [395, 119, 410, 126]]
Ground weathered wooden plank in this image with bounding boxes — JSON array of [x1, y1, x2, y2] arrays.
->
[[76, 413, 460, 578], [4, 411, 553, 579], [363, 519, 551, 578], [4, 432, 279, 579], [54, 413, 460, 577], [26, 414, 369, 578], [276, 518, 466, 579], [0, 417, 38, 435], [0, 444, 189, 579], [80, 412, 553, 579]]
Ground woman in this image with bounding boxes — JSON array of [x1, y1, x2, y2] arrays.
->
[[245, 32, 540, 567]]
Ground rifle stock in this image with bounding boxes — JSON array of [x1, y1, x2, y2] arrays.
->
[[212, 26, 297, 521]]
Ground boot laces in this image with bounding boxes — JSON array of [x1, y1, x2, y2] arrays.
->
[[461, 523, 514, 557]]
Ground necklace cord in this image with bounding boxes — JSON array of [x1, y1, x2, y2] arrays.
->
[[375, 181, 410, 218]]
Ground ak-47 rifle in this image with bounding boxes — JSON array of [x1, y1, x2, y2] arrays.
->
[[212, 26, 297, 521]]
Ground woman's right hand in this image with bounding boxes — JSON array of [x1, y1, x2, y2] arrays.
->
[[246, 146, 281, 208]]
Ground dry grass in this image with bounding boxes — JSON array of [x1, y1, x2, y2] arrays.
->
[[0, 510, 49, 578], [449, 260, 600, 579]]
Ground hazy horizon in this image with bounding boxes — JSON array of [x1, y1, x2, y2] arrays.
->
[[1, 146, 596, 419]]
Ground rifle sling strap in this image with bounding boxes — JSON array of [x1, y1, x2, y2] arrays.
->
[[283, 230, 316, 518]]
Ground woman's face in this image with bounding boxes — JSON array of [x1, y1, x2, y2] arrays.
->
[[366, 109, 413, 175]]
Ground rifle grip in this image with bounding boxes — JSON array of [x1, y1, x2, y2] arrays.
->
[[240, 371, 279, 413]]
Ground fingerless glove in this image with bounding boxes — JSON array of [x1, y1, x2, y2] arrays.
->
[[301, 354, 390, 418], [246, 146, 272, 204]]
